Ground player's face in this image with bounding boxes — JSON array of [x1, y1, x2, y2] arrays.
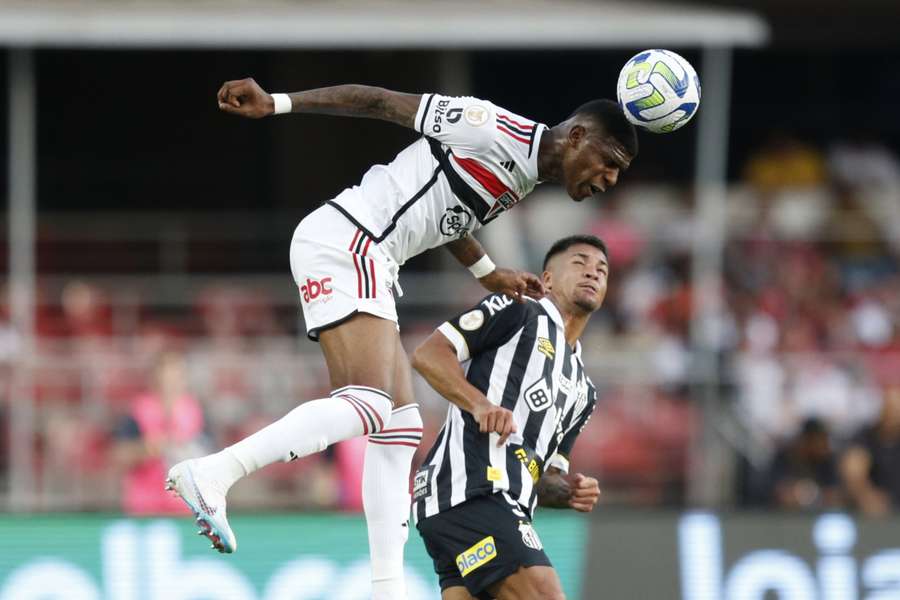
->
[[546, 244, 609, 313], [561, 130, 631, 202]]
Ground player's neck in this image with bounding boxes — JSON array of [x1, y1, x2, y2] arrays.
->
[[547, 293, 589, 348], [536, 128, 565, 183]]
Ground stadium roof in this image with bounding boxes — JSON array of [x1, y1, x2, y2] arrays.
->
[[0, 0, 768, 49]]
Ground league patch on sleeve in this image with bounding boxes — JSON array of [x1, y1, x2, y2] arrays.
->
[[459, 309, 485, 331]]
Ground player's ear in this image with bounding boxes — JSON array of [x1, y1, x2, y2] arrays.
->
[[568, 124, 586, 147], [542, 269, 553, 291]]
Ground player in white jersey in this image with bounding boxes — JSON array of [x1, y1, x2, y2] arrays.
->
[[165, 79, 636, 600]]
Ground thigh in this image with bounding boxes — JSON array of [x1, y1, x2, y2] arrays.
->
[[489, 565, 565, 600], [391, 335, 416, 408], [442, 587, 478, 600], [319, 313, 400, 393]]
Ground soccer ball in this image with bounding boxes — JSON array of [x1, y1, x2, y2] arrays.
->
[[616, 49, 701, 134]]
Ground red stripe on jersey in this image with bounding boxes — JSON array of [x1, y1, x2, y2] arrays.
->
[[497, 114, 534, 130], [497, 125, 530, 144], [452, 155, 518, 200], [349, 229, 362, 252], [362, 237, 373, 257]]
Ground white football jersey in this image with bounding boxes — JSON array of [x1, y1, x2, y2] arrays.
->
[[326, 94, 547, 266]]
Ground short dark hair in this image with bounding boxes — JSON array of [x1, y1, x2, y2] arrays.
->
[[543, 234, 608, 270], [570, 99, 638, 159]]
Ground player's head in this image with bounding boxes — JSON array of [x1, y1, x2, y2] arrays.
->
[[542, 234, 609, 314], [553, 99, 637, 202]]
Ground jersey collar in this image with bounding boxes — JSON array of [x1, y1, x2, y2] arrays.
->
[[527, 125, 548, 183], [538, 297, 582, 356]]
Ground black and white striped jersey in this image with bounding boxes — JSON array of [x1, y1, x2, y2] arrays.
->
[[413, 295, 597, 523]]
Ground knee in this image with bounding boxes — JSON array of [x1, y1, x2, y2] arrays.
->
[[331, 385, 393, 434]]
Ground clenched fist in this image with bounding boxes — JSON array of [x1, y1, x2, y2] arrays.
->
[[217, 78, 275, 119]]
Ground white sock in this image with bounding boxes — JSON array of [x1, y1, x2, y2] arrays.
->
[[202, 386, 393, 490], [363, 404, 423, 600]]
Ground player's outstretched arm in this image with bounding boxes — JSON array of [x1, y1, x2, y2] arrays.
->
[[411, 331, 517, 446], [217, 78, 421, 128], [537, 468, 601, 512], [445, 236, 544, 302]]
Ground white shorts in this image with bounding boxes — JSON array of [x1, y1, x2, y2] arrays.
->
[[290, 205, 400, 340]]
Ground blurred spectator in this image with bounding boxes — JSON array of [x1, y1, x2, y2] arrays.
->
[[113, 351, 210, 515], [768, 418, 841, 510], [743, 134, 827, 192], [841, 387, 900, 517]]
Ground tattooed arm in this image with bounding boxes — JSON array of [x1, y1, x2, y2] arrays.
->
[[217, 78, 421, 128], [537, 467, 601, 512]]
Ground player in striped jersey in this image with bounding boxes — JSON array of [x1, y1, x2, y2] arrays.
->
[[166, 79, 635, 600], [411, 235, 609, 600]]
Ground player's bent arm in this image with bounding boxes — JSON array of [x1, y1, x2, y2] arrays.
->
[[412, 330, 517, 444], [217, 78, 421, 128], [537, 468, 601, 512], [411, 330, 493, 415], [536, 467, 572, 509], [445, 236, 545, 302]]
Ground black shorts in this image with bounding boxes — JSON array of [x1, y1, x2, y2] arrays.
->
[[416, 492, 552, 600]]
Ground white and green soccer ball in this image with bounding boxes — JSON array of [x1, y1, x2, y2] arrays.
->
[[617, 49, 701, 134]]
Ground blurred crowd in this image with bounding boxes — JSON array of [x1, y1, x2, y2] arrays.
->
[[0, 133, 898, 515]]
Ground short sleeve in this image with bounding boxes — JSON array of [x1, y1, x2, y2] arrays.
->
[[437, 294, 530, 362], [414, 94, 496, 154], [547, 389, 598, 474]]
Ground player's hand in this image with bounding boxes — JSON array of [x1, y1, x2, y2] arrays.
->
[[217, 78, 275, 119], [472, 400, 517, 446], [568, 473, 601, 512], [479, 268, 544, 302]]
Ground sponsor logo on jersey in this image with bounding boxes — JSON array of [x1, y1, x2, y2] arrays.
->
[[431, 99, 452, 133], [481, 294, 513, 316], [514, 447, 541, 484], [299, 277, 333, 303], [500, 160, 516, 172], [447, 107, 463, 124], [537, 337, 555, 359], [456, 536, 498, 576], [518, 521, 543, 550], [459, 309, 485, 331], [413, 465, 435, 501], [486, 466, 503, 482], [439, 205, 473, 238], [523, 379, 553, 413], [464, 105, 490, 127]]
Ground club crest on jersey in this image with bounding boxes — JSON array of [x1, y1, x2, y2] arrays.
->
[[518, 521, 543, 550], [440, 205, 473, 238], [537, 337, 555, 359], [457, 536, 498, 576], [484, 191, 520, 221]]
